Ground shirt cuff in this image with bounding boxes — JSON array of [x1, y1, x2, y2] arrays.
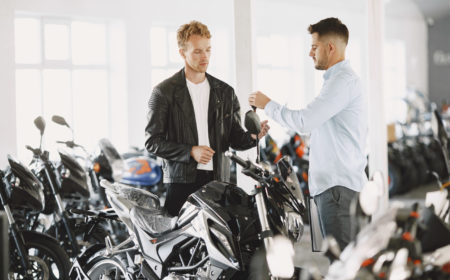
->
[[264, 100, 280, 117]]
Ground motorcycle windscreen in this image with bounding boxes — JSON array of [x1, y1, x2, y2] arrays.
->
[[6, 155, 45, 212], [276, 156, 305, 207], [58, 148, 90, 197], [98, 138, 125, 181]]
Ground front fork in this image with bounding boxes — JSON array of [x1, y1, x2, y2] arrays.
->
[[4, 205, 31, 275], [43, 165, 79, 256], [254, 186, 273, 250]]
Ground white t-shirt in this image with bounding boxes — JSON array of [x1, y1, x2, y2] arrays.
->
[[186, 78, 213, 171]]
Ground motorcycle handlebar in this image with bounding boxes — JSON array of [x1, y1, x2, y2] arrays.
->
[[25, 145, 40, 155], [56, 140, 78, 148], [224, 151, 250, 169]]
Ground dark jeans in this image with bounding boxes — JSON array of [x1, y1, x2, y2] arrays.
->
[[313, 186, 358, 251], [164, 170, 214, 216]]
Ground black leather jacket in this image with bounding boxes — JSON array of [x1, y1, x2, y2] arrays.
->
[[145, 69, 256, 183]]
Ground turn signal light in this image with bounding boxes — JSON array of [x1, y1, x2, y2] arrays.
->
[[93, 162, 101, 173]]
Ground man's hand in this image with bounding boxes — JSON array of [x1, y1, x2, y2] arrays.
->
[[251, 120, 270, 140], [249, 91, 271, 109], [191, 146, 215, 164]]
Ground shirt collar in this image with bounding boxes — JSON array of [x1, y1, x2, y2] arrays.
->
[[323, 60, 349, 80]]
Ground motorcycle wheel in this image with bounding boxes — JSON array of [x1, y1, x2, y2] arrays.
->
[[247, 249, 300, 280], [9, 231, 71, 280], [84, 256, 127, 280], [248, 249, 270, 280]]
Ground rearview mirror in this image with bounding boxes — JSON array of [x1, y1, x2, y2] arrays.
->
[[432, 109, 448, 144], [244, 110, 261, 135], [34, 116, 46, 136], [52, 115, 70, 128]]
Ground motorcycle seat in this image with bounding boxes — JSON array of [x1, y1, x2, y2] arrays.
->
[[115, 183, 161, 210], [130, 205, 178, 236]]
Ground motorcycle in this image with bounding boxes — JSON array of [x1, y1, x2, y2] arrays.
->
[[26, 116, 108, 257], [69, 110, 306, 280], [52, 114, 163, 205], [1, 155, 71, 279]]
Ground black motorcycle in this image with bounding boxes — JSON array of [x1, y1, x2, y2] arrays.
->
[[1, 155, 71, 279], [25, 116, 107, 257]]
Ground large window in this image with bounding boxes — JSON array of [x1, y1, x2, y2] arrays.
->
[[15, 16, 126, 161]]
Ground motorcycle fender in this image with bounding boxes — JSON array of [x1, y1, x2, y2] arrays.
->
[[70, 243, 106, 277], [69, 258, 91, 280]]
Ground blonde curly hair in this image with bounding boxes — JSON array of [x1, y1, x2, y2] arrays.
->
[[177, 21, 211, 49]]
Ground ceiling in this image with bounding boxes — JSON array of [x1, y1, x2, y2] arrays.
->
[[412, 0, 450, 21]]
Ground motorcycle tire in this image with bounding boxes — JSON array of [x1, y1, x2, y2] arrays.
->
[[247, 249, 300, 280], [9, 231, 71, 280], [388, 162, 402, 196], [248, 249, 270, 280]]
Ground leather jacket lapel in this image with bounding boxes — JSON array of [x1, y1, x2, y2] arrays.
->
[[208, 87, 221, 149], [173, 71, 198, 145]]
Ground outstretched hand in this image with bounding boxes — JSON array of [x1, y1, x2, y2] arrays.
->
[[249, 91, 271, 109]]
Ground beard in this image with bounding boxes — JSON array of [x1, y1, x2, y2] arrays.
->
[[314, 54, 328, 70], [314, 59, 327, 70]]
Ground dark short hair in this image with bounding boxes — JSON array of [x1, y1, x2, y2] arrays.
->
[[308, 18, 349, 45]]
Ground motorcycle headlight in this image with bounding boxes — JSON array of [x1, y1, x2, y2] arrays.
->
[[61, 167, 71, 179], [284, 211, 304, 242]]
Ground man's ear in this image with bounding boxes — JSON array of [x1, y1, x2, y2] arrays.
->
[[179, 48, 185, 59], [328, 41, 335, 55]]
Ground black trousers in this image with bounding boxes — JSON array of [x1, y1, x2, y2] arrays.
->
[[164, 170, 214, 216], [313, 186, 358, 251]]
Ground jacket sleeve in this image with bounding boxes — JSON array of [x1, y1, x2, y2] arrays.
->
[[229, 90, 257, 151], [145, 88, 192, 163]]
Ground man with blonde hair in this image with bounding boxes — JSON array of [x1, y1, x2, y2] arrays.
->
[[249, 18, 368, 250], [146, 21, 269, 216]]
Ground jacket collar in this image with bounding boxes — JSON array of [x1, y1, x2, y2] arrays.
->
[[171, 68, 222, 89], [172, 68, 222, 146]]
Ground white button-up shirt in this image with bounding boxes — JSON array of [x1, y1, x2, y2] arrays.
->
[[186, 78, 213, 171], [264, 60, 368, 196]]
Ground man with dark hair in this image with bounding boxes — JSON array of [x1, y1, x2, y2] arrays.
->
[[146, 20, 269, 216], [249, 17, 367, 250]]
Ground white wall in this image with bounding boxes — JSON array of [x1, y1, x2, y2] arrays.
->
[[0, 1, 16, 168], [385, 0, 428, 95], [0, 0, 235, 167], [0, 0, 428, 168]]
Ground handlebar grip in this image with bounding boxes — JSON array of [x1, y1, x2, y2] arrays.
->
[[224, 151, 249, 168]]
